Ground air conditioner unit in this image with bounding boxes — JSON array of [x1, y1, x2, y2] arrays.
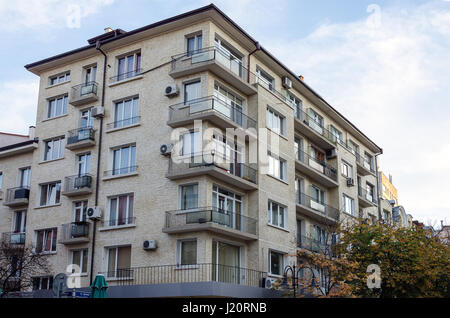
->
[[347, 178, 355, 187], [143, 240, 157, 250], [86, 206, 102, 220], [165, 84, 179, 97], [326, 149, 337, 159], [91, 106, 104, 118], [282, 76, 292, 89], [264, 277, 278, 289], [160, 143, 173, 156]]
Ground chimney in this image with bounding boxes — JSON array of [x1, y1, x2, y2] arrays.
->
[[299, 75, 304, 81], [104, 27, 114, 33], [28, 126, 36, 140]]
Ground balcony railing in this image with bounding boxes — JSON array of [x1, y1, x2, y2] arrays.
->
[[294, 109, 336, 144], [168, 96, 257, 130], [165, 207, 257, 236], [3, 187, 30, 206], [106, 116, 140, 130], [110, 69, 142, 83], [71, 81, 98, 98], [2, 232, 26, 245], [103, 166, 138, 178], [295, 149, 338, 182], [101, 217, 136, 228], [358, 186, 377, 204], [100, 263, 266, 287], [169, 152, 257, 185], [296, 192, 340, 221], [63, 174, 93, 194], [297, 235, 335, 256], [355, 152, 375, 173], [66, 127, 95, 145], [60, 222, 89, 241]]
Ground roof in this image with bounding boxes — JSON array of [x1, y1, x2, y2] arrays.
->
[[0, 138, 38, 152], [24, 3, 382, 152]]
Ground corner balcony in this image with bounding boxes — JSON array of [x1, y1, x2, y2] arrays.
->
[[294, 110, 336, 151], [3, 187, 30, 207], [295, 150, 338, 188], [58, 222, 90, 245], [356, 153, 376, 176], [358, 186, 377, 208], [62, 174, 93, 197], [168, 153, 257, 191], [167, 96, 257, 132], [65, 127, 96, 150], [2, 232, 26, 245], [297, 235, 335, 256], [170, 47, 257, 95], [296, 192, 340, 224], [69, 82, 98, 106], [163, 208, 257, 241]]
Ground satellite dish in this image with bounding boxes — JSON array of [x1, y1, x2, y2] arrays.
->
[[53, 273, 67, 298]]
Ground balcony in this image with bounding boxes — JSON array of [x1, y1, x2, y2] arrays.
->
[[65, 127, 96, 150], [167, 153, 257, 191], [167, 96, 257, 132], [3, 187, 30, 207], [109, 69, 142, 85], [297, 235, 335, 256], [2, 232, 26, 245], [170, 47, 257, 95], [356, 153, 376, 176], [62, 174, 93, 197], [296, 192, 340, 224], [163, 208, 257, 241], [295, 150, 338, 188], [58, 222, 90, 245], [358, 186, 377, 208], [294, 110, 336, 151], [69, 82, 98, 106]]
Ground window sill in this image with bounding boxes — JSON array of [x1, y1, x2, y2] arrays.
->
[[41, 113, 68, 123], [102, 172, 139, 181], [266, 174, 289, 185], [266, 127, 288, 141], [45, 81, 71, 89], [99, 224, 136, 232], [174, 265, 199, 270], [108, 75, 143, 87], [106, 123, 140, 134], [267, 223, 289, 233], [35, 203, 62, 210], [38, 251, 57, 256], [38, 157, 65, 165]]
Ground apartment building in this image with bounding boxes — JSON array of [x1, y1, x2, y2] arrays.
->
[[1, 4, 384, 297]]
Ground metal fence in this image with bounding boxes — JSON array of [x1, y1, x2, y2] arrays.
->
[[3, 187, 30, 205], [295, 148, 338, 181], [109, 68, 142, 83], [66, 127, 95, 145], [106, 116, 140, 130], [2, 232, 26, 245], [63, 174, 93, 193], [358, 186, 377, 204], [71, 82, 98, 99], [296, 192, 340, 221], [60, 222, 89, 241], [102, 217, 136, 228], [297, 235, 335, 256], [104, 166, 138, 177]]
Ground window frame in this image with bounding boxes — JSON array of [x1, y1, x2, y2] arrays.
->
[[269, 250, 284, 276], [35, 228, 57, 254], [266, 107, 286, 136], [267, 152, 287, 182], [43, 136, 65, 161], [186, 33, 203, 55], [46, 95, 68, 119], [177, 239, 198, 267], [268, 200, 287, 229], [70, 249, 89, 274], [179, 183, 199, 211], [39, 181, 61, 207], [49, 71, 70, 86], [342, 194, 355, 216], [108, 193, 134, 227], [112, 144, 136, 175]]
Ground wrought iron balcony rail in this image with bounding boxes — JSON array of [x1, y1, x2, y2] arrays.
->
[[63, 174, 93, 192], [106, 116, 140, 130], [67, 127, 95, 145], [165, 207, 257, 235], [71, 81, 98, 98], [102, 216, 136, 228], [104, 165, 138, 177], [60, 222, 89, 240], [295, 149, 338, 181], [296, 192, 340, 221], [169, 152, 257, 184], [297, 235, 335, 256], [294, 109, 337, 144], [4, 186, 30, 204], [358, 186, 377, 204], [168, 96, 257, 130], [2, 232, 26, 245], [110, 68, 142, 83], [100, 263, 266, 287]]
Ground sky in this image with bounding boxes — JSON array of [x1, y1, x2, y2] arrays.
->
[[0, 0, 449, 225]]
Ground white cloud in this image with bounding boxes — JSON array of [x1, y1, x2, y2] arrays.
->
[[265, 2, 450, 222]]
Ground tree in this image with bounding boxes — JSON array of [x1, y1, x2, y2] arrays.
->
[[0, 242, 51, 297]]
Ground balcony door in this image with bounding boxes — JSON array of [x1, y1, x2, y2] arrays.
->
[[295, 177, 305, 205], [214, 38, 244, 78], [13, 210, 26, 233], [310, 185, 325, 213], [19, 167, 31, 188], [85, 66, 97, 84], [77, 153, 91, 177], [212, 241, 241, 284], [212, 186, 242, 231], [73, 201, 88, 223]]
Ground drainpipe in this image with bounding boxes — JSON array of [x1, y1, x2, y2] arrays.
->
[[89, 40, 107, 285], [375, 152, 382, 221], [247, 42, 260, 83]]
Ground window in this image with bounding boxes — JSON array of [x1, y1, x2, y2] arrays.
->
[[80, 109, 93, 128], [266, 108, 286, 136], [112, 145, 136, 175], [310, 146, 325, 163], [47, 95, 68, 119], [71, 249, 88, 274], [267, 153, 287, 181], [178, 239, 197, 266], [73, 200, 88, 222], [256, 67, 274, 91], [330, 125, 344, 145], [36, 228, 57, 253], [84, 65, 97, 83], [364, 153, 374, 170], [187, 34, 202, 55], [213, 83, 244, 125], [77, 153, 91, 176], [268, 201, 286, 228], [184, 80, 201, 103], [269, 251, 284, 276], [40, 181, 61, 206], [288, 93, 303, 119], [214, 38, 244, 78], [13, 210, 26, 233], [181, 131, 201, 156], [49, 72, 70, 86], [180, 184, 198, 210], [44, 137, 65, 161], [0, 171, 2, 189], [366, 183, 375, 201], [294, 137, 304, 162], [117, 52, 141, 80], [308, 108, 324, 134], [343, 194, 355, 216], [212, 186, 242, 218], [310, 186, 325, 205], [108, 194, 134, 226], [107, 246, 131, 278], [347, 139, 359, 155], [32, 276, 53, 290], [114, 97, 139, 128], [19, 167, 31, 187], [341, 160, 353, 178]]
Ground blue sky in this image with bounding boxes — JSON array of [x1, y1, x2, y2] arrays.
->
[[0, 0, 449, 225]]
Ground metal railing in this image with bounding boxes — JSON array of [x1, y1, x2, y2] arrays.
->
[[165, 207, 257, 236], [294, 109, 336, 144], [63, 174, 93, 193], [358, 186, 377, 204], [169, 152, 257, 184], [60, 222, 89, 241], [3, 187, 30, 205], [2, 232, 26, 245], [71, 82, 98, 99], [66, 127, 95, 145], [168, 96, 257, 130], [106, 116, 140, 130], [104, 165, 138, 177], [110, 68, 142, 83], [295, 149, 338, 181], [355, 152, 375, 173], [102, 216, 136, 228], [297, 235, 335, 256], [100, 263, 266, 287], [296, 192, 340, 221]]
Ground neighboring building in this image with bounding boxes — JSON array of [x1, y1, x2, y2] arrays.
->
[[2, 4, 385, 297], [0, 127, 35, 148], [437, 223, 449, 245], [379, 171, 398, 205]]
